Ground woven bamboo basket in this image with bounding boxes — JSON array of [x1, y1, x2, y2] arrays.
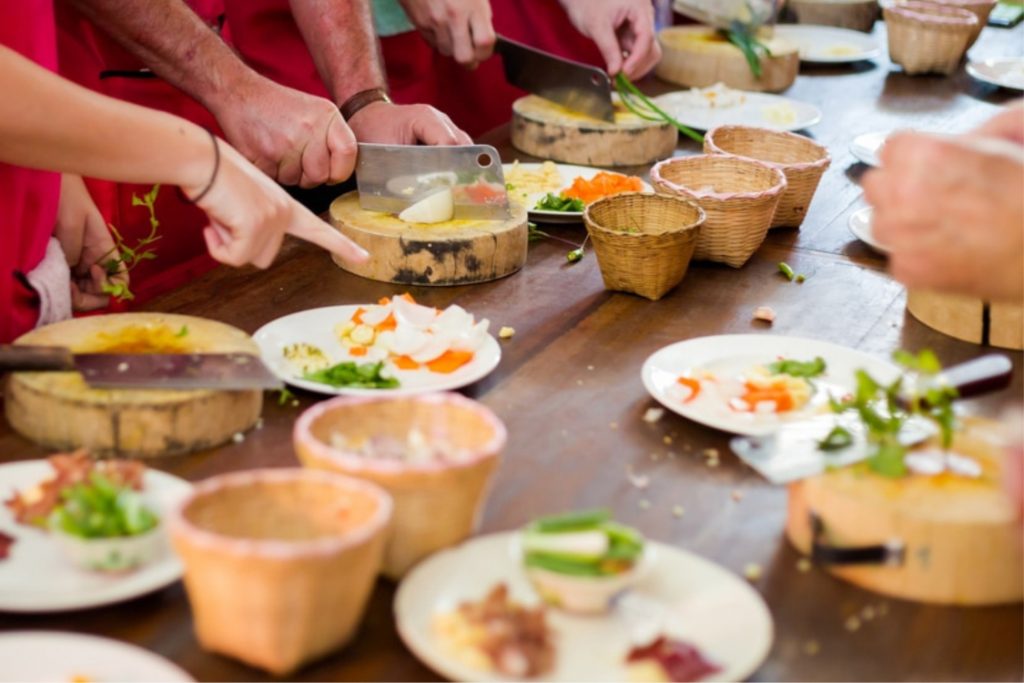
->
[[884, 2, 978, 75], [583, 193, 705, 301], [170, 469, 392, 675], [650, 155, 786, 267], [923, 0, 996, 45], [294, 392, 506, 579], [704, 125, 831, 229], [790, 0, 880, 32]]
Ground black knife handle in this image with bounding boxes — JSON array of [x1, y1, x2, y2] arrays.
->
[[0, 345, 76, 372]]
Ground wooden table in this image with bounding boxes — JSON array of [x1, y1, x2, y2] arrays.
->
[[2, 21, 1022, 683]]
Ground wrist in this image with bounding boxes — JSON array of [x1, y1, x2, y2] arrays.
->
[[339, 88, 392, 122], [175, 123, 220, 197]]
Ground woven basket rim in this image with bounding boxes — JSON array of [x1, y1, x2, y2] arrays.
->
[[705, 126, 831, 172], [884, 2, 978, 27], [171, 468, 393, 558], [651, 155, 788, 201], [294, 391, 507, 475], [583, 192, 706, 237]]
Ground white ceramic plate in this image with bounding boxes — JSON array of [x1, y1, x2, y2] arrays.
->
[[641, 334, 900, 436], [502, 162, 652, 224], [254, 305, 501, 396], [395, 532, 773, 682], [772, 25, 881, 63], [850, 131, 888, 167], [848, 206, 890, 253], [0, 631, 193, 682], [967, 57, 1024, 91], [0, 461, 191, 613], [652, 90, 822, 133]]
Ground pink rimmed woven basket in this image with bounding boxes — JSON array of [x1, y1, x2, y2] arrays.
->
[[583, 192, 705, 301], [923, 0, 996, 45], [704, 125, 831, 229], [650, 155, 787, 268], [884, 2, 978, 75]]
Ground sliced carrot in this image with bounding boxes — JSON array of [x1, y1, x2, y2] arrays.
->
[[676, 377, 701, 402], [400, 292, 416, 304], [563, 172, 644, 204], [349, 346, 368, 357], [351, 307, 367, 324], [375, 313, 397, 332], [392, 355, 421, 370], [377, 297, 390, 306], [426, 350, 474, 374], [740, 383, 795, 412]]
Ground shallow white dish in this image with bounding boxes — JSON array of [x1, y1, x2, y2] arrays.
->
[[254, 305, 501, 396], [502, 162, 652, 224], [395, 532, 773, 682], [850, 131, 888, 167], [0, 631, 193, 682], [772, 24, 881, 63], [0, 461, 191, 613], [652, 90, 822, 133], [848, 206, 890, 253], [967, 57, 1024, 91], [641, 334, 900, 436]]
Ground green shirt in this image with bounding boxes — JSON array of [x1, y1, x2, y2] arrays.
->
[[372, 0, 414, 37]]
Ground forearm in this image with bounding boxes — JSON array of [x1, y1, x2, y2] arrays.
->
[[64, 0, 255, 112], [0, 46, 210, 190], [288, 0, 388, 105]]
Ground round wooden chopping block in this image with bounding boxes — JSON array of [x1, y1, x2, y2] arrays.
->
[[907, 289, 1024, 350], [5, 313, 263, 458], [510, 95, 677, 167], [786, 419, 1022, 605], [328, 191, 528, 286], [656, 26, 799, 93]]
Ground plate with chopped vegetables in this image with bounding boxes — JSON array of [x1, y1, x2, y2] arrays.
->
[[396, 513, 773, 682], [254, 294, 501, 396], [0, 456, 192, 612], [503, 161, 651, 223], [641, 335, 901, 436]]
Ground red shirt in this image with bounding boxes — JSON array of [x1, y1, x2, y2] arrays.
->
[[0, 2, 61, 343]]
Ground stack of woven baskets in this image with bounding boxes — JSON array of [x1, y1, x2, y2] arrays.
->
[[883, 0, 989, 75]]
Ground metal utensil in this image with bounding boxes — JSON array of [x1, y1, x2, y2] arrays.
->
[[494, 35, 615, 122], [355, 143, 510, 220], [0, 345, 282, 391]]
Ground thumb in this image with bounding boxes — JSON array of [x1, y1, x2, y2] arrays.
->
[[326, 112, 357, 184], [286, 206, 370, 264]]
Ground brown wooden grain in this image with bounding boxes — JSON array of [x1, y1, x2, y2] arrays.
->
[[0, 20, 1021, 682]]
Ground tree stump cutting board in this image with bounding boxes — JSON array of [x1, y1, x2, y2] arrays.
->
[[5, 313, 263, 458], [786, 419, 1022, 605], [656, 26, 799, 93], [510, 95, 677, 167], [907, 289, 1023, 350], [329, 192, 528, 286]]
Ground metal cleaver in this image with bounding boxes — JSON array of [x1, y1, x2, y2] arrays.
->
[[355, 143, 511, 220], [729, 354, 1013, 484], [494, 35, 615, 123], [0, 344, 282, 391]]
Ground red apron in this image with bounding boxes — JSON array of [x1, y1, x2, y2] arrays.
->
[[54, 1, 223, 307], [224, 0, 604, 138], [0, 3, 61, 343]]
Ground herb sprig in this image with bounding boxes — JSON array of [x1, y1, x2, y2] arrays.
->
[[723, 22, 773, 79], [615, 74, 705, 145], [97, 184, 163, 302]]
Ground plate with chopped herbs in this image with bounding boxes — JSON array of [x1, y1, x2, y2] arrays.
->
[[503, 162, 651, 223], [641, 335, 901, 436], [0, 456, 192, 612], [254, 295, 501, 396]]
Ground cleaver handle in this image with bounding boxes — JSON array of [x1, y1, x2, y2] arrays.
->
[[0, 345, 76, 372]]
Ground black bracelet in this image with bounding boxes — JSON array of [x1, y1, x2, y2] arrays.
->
[[180, 129, 220, 204]]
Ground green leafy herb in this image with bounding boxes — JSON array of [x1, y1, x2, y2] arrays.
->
[[276, 387, 298, 406], [723, 22, 773, 79], [97, 184, 163, 302], [614, 73, 705, 145], [535, 193, 584, 212], [303, 361, 399, 389], [175, 325, 189, 338], [768, 356, 826, 378], [49, 472, 159, 539], [818, 425, 854, 452]]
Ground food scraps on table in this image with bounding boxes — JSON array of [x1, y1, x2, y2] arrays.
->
[[626, 636, 721, 682], [505, 161, 564, 206], [433, 583, 554, 677]]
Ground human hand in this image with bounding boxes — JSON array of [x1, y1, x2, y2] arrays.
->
[[210, 74, 357, 188], [399, 0, 496, 68], [863, 132, 1024, 302], [347, 100, 471, 146], [53, 174, 128, 311], [182, 139, 370, 269], [560, 0, 662, 79], [969, 101, 1024, 146]]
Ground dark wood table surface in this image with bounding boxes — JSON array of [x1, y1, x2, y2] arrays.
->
[[2, 20, 1023, 683]]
